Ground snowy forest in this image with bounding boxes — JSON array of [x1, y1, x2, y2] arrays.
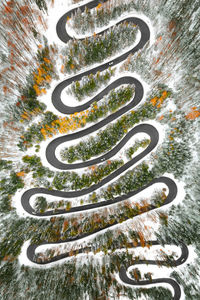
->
[[0, 0, 200, 299]]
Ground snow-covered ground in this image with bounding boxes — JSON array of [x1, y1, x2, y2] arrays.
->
[[17, 171, 186, 268], [56, 129, 148, 164], [117, 244, 197, 300], [13, 118, 169, 219], [32, 69, 151, 171], [45, 0, 155, 46], [66, 5, 155, 46], [13, 3, 193, 300], [61, 81, 132, 107]]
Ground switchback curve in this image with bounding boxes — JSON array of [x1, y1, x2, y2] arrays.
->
[[21, 1, 188, 299]]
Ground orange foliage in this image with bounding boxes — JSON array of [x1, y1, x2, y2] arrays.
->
[[20, 5, 29, 15], [39, 107, 92, 141], [41, 88, 47, 94], [40, 128, 46, 139], [96, 3, 102, 9], [32, 57, 52, 97], [132, 240, 138, 247], [4, 4, 13, 14], [157, 103, 161, 108], [21, 111, 30, 120], [61, 65, 65, 73], [138, 231, 145, 247], [3, 255, 12, 261], [44, 57, 51, 64], [150, 97, 158, 106], [45, 75, 52, 83], [162, 91, 168, 98], [16, 171, 25, 177], [146, 243, 151, 249], [150, 91, 168, 108], [185, 109, 200, 120], [33, 84, 41, 96], [133, 269, 139, 281], [3, 86, 9, 94], [63, 220, 68, 232], [69, 250, 74, 257]]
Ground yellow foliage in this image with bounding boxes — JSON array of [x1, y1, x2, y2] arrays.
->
[[162, 90, 168, 98], [33, 84, 41, 96], [37, 68, 42, 77], [96, 3, 102, 9], [45, 75, 52, 83], [40, 128, 47, 139], [150, 97, 158, 106], [41, 88, 47, 94], [39, 107, 90, 141], [21, 113, 30, 120], [16, 171, 25, 177]]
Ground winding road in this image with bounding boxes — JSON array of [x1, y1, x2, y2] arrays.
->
[[21, 1, 188, 299]]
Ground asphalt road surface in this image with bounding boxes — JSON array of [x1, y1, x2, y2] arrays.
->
[[21, 1, 188, 299]]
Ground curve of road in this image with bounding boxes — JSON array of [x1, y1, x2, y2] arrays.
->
[[119, 241, 189, 300], [21, 1, 188, 299]]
